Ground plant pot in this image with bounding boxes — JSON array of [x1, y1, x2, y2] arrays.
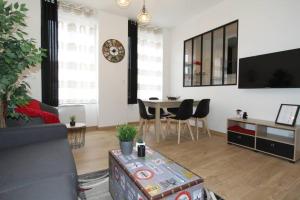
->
[[70, 121, 76, 126], [120, 141, 133, 155]]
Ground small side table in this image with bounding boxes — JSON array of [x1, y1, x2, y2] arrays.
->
[[66, 123, 86, 149]]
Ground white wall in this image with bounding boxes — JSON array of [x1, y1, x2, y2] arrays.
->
[[162, 28, 172, 97], [97, 11, 139, 127], [169, 0, 300, 133]]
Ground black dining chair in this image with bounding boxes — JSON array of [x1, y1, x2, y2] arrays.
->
[[167, 107, 179, 115], [193, 99, 211, 139], [166, 99, 195, 144], [137, 99, 155, 140], [148, 97, 169, 117]]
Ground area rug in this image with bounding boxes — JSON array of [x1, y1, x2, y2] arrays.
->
[[78, 170, 224, 200]]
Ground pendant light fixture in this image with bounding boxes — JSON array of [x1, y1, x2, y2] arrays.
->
[[137, 0, 151, 25], [116, 0, 132, 8]]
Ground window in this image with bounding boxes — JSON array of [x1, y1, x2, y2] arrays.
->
[[138, 27, 163, 99], [58, 7, 98, 104], [183, 20, 238, 87]]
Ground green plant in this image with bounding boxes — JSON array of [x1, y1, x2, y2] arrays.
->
[[116, 124, 137, 142], [0, 0, 46, 128], [136, 138, 144, 143], [70, 115, 76, 122]]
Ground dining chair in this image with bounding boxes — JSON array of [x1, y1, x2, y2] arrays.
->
[[167, 107, 179, 115], [166, 99, 195, 144], [148, 97, 169, 117], [137, 99, 156, 140], [193, 99, 211, 139]]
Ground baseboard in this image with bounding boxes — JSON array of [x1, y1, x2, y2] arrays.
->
[[210, 130, 226, 137], [92, 121, 226, 137], [86, 126, 98, 131], [96, 121, 140, 131]]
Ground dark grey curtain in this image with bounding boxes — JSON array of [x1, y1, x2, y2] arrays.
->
[[41, 0, 59, 106], [128, 20, 138, 104]]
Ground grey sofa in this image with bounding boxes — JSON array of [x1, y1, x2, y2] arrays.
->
[[6, 102, 59, 127], [0, 124, 78, 200]]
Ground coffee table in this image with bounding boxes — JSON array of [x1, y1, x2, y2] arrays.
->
[[109, 147, 204, 200], [66, 123, 86, 149]]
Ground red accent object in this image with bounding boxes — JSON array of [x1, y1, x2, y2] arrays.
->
[[134, 169, 154, 180], [228, 125, 255, 136], [193, 61, 201, 65], [25, 99, 41, 110], [15, 99, 60, 124], [175, 191, 192, 200]]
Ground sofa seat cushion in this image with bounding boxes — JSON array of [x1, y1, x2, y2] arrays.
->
[[0, 139, 77, 193], [0, 175, 77, 200]]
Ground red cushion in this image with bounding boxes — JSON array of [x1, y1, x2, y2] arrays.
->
[[15, 99, 60, 124], [15, 107, 42, 118], [25, 99, 41, 110], [40, 111, 60, 124], [228, 125, 255, 136]]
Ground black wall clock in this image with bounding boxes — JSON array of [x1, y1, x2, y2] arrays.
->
[[102, 39, 125, 63]]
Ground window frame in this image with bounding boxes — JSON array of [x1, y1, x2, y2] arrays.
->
[[183, 20, 239, 87]]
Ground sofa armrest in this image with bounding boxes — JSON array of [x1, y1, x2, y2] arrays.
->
[[40, 103, 59, 116], [0, 124, 67, 150]]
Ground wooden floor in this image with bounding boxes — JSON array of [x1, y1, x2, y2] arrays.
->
[[73, 125, 300, 200]]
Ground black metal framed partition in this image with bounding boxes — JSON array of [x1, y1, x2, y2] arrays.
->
[[183, 20, 239, 87]]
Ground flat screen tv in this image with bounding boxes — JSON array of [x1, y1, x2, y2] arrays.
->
[[239, 48, 300, 88]]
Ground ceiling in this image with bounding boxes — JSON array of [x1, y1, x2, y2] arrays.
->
[[67, 0, 224, 28]]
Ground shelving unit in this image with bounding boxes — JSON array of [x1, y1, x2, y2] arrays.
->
[[227, 118, 300, 162]]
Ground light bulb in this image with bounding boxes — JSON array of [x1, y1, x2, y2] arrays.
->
[[137, 8, 151, 25], [116, 0, 132, 8]]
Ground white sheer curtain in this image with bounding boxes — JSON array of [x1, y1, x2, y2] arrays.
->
[[58, 4, 98, 104], [138, 27, 163, 100]]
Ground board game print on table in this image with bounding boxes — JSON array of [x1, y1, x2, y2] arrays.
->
[[193, 189, 204, 200], [109, 147, 204, 200], [153, 158, 165, 165], [146, 162, 164, 175], [113, 165, 120, 181], [145, 184, 161, 196], [134, 169, 154, 180], [176, 191, 192, 200], [159, 178, 177, 189], [126, 162, 143, 170]]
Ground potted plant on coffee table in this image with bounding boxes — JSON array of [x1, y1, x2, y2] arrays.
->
[[117, 124, 137, 155]]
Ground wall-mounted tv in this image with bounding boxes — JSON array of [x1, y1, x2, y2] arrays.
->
[[239, 48, 300, 88]]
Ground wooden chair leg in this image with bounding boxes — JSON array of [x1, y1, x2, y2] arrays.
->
[[161, 120, 166, 140], [186, 120, 195, 141], [177, 120, 181, 144], [166, 118, 170, 135], [138, 119, 144, 137], [142, 121, 147, 141], [146, 120, 151, 133], [163, 120, 168, 136], [195, 118, 199, 140], [204, 118, 211, 137], [182, 123, 187, 134]]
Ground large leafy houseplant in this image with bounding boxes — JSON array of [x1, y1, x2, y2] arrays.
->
[[0, 0, 45, 128]]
